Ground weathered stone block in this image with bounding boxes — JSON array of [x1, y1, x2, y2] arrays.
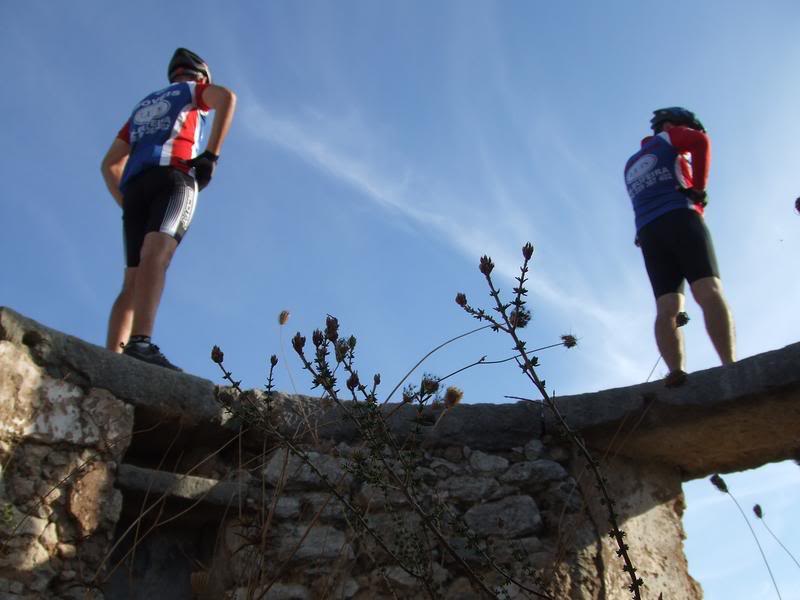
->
[[437, 475, 499, 503], [464, 495, 542, 538], [468, 451, 509, 473], [499, 459, 568, 487]]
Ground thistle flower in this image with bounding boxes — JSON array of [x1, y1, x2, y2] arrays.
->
[[444, 386, 464, 409], [325, 315, 339, 342], [421, 377, 440, 395], [291, 333, 306, 354], [346, 371, 360, 391], [676, 312, 690, 327], [455, 292, 468, 307], [402, 389, 415, 404], [373, 373, 381, 386], [522, 242, 534, 261], [509, 308, 531, 329], [479, 255, 494, 276], [278, 310, 290, 325], [211, 345, 224, 364], [710, 474, 729, 493], [269, 354, 278, 367], [348, 335, 357, 350], [561, 334, 578, 349], [753, 504, 763, 519], [312, 329, 325, 347], [335, 340, 349, 363]]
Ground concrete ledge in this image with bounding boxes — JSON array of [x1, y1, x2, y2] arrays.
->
[[116, 464, 246, 507], [4, 306, 799, 480], [1, 306, 223, 426], [547, 342, 800, 478]]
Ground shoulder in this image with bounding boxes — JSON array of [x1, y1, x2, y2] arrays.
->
[[666, 126, 709, 148]]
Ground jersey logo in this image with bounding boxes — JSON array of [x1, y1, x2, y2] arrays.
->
[[625, 154, 657, 184], [133, 99, 172, 125]]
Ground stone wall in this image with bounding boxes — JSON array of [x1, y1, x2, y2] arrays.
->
[[0, 321, 133, 599], [3, 307, 797, 599]]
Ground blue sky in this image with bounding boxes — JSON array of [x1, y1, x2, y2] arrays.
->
[[1, 2, 798, 597]]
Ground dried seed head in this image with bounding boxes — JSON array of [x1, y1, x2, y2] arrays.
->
[[269, 354, 278, 367], [348, 335, 357, 350], [753, 504, 763, 519], [509, 308, 531, 329], [335, 340, 349, 363], [479, 255, 495, 276], [421, 377, 440, 395], [402, 389, 414, 404], [455, 292, 468, 307], [710, 474, 729, 493], [522, 242, 534, 261], [373, 373, 381, 387], [561, 334, 578, 349], [444, 386, 464, 409], [796, 197, 800, 214], [278, 310, 290, 325], [346, 371, 360, 391], [291, 333, 306, 354], [312, 329, 325, 347], [211, 345, 224, 364], [676, 312, 690, 327], [325, 315, 339, 342]]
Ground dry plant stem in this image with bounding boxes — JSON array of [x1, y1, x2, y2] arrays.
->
[[383, 324, 492, 404], [758, 518, 800, 570], [479, 259, 643, 600], [92, 429, 247, 582], [323, 358, 551, 598], [214, 363, 426, 587], [255, 490, 336, 600], [294, 348, 553, 600], [724, 493, 782, 599]]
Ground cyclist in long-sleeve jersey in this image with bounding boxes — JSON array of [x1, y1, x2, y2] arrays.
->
[[624, 107, 736, 387]]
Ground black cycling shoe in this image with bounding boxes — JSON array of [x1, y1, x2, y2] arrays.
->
[[123, 341, 182, 372]]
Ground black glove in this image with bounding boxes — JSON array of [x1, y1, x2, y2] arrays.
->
[[677, 186, 708, 208], [186, 151, 218, 190]]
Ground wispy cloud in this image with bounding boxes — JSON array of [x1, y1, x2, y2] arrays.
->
[[240, 97, 660, 389]]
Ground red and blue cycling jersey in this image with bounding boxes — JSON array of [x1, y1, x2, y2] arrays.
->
[[624, 126, 710, 231], [117, 81, 210, 191]]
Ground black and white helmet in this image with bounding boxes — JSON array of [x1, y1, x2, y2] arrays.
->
[[168, 48, 211, 83], [650, 107, 705, 133]]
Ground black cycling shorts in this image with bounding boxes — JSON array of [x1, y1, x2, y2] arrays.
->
[[122, 167, 198, 267], [637, 208, 720, 298]]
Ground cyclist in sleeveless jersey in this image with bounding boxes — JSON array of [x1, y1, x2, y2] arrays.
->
[[101, 48, 236, 370], [624, 107, 735, 387]]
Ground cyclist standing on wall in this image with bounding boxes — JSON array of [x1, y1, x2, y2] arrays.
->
[[101, 48, 236, 370], [624, 107, 736, 387]]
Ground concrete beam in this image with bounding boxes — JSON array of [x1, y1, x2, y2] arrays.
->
[[4, 306, 799, 479], [546, 342, 800, 479]]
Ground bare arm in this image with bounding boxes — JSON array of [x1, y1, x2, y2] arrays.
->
[[101, 137, 130, 207], [200, 84, 237, 156]]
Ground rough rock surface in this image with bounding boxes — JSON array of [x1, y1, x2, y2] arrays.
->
[[3, 306, 799, 599]]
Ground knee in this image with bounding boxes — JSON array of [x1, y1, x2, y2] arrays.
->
[[138, 246, 174, 271], [691, 277, 725, 307]]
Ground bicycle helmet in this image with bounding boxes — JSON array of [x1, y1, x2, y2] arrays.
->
[[168, 48, 211, 83], [650, 107, 705, 133]]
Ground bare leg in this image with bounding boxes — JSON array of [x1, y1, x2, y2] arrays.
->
[[690, 276, 736, 365], [130, 232, 178, 338], [106, 267, 137, 352], [655, 292, 685, 375]]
